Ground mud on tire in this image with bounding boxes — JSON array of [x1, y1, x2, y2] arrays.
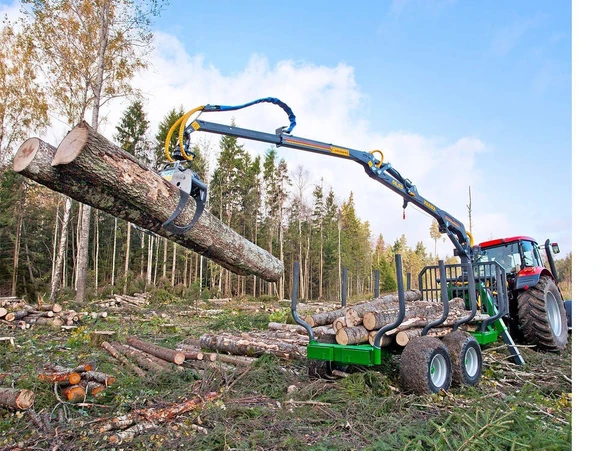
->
[[399, 336, 452, 394], [517, 275, 568, 351], [443, 330, 482, 387]]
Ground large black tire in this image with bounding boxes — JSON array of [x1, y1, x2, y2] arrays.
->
[[399, 336, 452, 394], [517, 275, 568, 351], [443, 330, 482, 387]]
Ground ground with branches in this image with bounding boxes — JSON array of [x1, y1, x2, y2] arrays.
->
[[0, 294, 571, 451]]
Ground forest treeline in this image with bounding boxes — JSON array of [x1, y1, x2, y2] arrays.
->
[[0, 1, 571, 304], [0, 101, 573, 303]]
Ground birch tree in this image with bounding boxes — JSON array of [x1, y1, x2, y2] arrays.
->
[[22, 0, 166, 303]]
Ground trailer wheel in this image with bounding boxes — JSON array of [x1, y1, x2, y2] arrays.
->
[[517, 275, 568, 351], [443, 331, 482, 387], [399, 336, 452, 394]]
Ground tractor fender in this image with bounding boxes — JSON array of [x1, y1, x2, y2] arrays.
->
[[514, 267, 554, 290]]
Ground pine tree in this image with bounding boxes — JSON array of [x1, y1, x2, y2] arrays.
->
[[114, 100, 151, 164]]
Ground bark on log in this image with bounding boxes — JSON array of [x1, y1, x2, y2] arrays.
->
[[368, 331, 394, 347], [14, 133, 283, 281], [185, 334, 306, 360], [336, 326, 370, 345], [362, 298, 466, 331], [0, 387, 35, 410], [111, 343, 167, 374], [97, 392, 219, 434], [126, 337, 185, 365], [38, 371, 81, 385], [304, 290, 422, 327], [395, 327, 453, 346], [81, 371, 116, 386], [101, 341, 147, 378]]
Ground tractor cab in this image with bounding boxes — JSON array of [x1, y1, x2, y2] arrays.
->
[[477, 236, 545, 278]]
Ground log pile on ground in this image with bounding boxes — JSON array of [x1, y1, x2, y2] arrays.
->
[[93, 293, 149, 310], [0, 300, 109, 330], [299, 291, 489, 347], [37, 362, 113, 403]]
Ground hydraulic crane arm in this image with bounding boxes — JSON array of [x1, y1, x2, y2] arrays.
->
[[165, 98, 474, 257]]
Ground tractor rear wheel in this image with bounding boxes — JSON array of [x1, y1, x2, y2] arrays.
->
[[517, 275, 568, 351], [399, 336, 452, 394], [307, 359, 333, 378], [443, 330, 482, 387]]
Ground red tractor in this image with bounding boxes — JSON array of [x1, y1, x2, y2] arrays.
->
[[477, 236, 569, 351]]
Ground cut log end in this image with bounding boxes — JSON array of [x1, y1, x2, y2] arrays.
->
[[13, 138, 42, 173], [53, 124, 89, 166]]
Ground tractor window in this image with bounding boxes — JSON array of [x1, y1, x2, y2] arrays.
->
[[479, 243, 521, 273], [520, 241, 538, 267]]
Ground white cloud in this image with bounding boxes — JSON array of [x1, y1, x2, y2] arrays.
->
[[36, 30, 569, 258]]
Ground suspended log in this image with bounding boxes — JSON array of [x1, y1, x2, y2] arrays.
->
[[126, 337, 185, 365], [13, 133, 283, 281], [0, 387, 35, 410]]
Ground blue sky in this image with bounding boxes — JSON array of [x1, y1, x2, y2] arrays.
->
[[153, 0, 572, 255], [1, 0, 573, 258]]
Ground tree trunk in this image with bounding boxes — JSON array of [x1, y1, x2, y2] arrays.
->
[[11, 193, 23, 297], [14, 132, 283, 281], [75, 203, 91, 303], [111, 217, 117, 289], [171, 242, 177, 286], [124, 221, 131, 294]]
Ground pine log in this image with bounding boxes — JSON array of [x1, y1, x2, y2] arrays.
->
[[185, 334, 306, 360], [82, 380, 105, 396], [81, 371, 116, 386], [332, 317, 347, 331], [395, 327, 452, 346], [336, 326, 370, 345], [35, 317, 63, 327], [304, 290, 422, 327], [368, 331, 394, 347], [62, 385, 87, 402], [0, 308, 7, 318], [38, 303, 62, 313], [111, 343, 167, 373], [126, 337, 185, 365], [14, 134, 283, 281], [38, 371, 81, 385], [362, 298, 466, 331], [0, 387, 35, 410], [101, 341, 147, 378]]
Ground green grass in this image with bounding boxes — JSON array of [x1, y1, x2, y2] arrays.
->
[[0, 296, 572, 451]]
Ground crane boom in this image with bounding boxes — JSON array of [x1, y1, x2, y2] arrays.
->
[[168, 98, 474, 258]]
